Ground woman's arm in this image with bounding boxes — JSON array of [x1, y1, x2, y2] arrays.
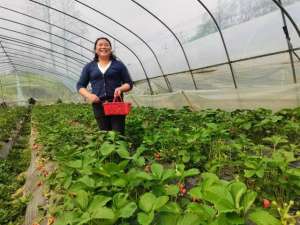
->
[[115, 62, 133, 97], [77, 63, 100, 103], [114, 83, 131, 97]]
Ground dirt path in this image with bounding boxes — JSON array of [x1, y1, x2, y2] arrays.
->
[[23, 126, 55, 225]]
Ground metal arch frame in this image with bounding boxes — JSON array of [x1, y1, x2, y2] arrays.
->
[[12, 61, 77, 83], [2, 40, 83, 69], [0, 65, 14, 71], [4, 53, 79, 77], [0, 5, 137, 78], [126, 0, 300, 90], [195, 0, 237, 89], [0, 63, 14, 69], [0, 17, 93, 54], [10, 62, 78, 84], [0, 6, 131, 95], [1, 41, 21, 102], [2, 1, 297, 92], [0, 5, 90, 73], [0, 64, 13, 69], [0, 42, 9, 103], [277, 0, 297, 83], [2, 49, 78, 84], [1, 36, 139, 74], [4, 50, 80, 75], [0, 5, 93, 45], [7, 58, 78, 81], [271, 0, 300, 37], [138, 46, 300, 83], [129, 0, 198, 90], [0, 41, 17, 71], [74, 0, 172, 92], [3, 46, 82, 72], [0, 26, 91, 62], [0, 61, 77, 84], [194, 0, 300, 88], [29, 0, 154, 95], [0, 35, 86, 65]]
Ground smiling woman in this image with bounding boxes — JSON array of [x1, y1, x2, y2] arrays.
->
[[77, 37, 133, 134]]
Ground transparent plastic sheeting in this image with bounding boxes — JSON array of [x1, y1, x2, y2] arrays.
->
[[126, 83, 300, 112], [0, 0, 300, 103], [0, 73, 81, 105]]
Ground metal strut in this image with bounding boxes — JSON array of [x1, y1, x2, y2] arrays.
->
[[129, 0, 198, 90]]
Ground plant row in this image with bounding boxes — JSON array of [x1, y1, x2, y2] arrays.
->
[[0, 106, 28, 143], [0, 108, 31, 225], [31, 104, 300, 225]]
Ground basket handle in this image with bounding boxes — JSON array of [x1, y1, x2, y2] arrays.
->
[[113, 96, 123, 102]]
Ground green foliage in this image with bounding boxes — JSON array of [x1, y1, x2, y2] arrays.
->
[[248, 209, 281, 225], [0, 109, 31, 225], [0, 106, 27, 141], [29, 105, 300, 225]]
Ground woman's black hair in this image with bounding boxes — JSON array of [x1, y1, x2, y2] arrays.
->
[[93, 37, 117, 61]]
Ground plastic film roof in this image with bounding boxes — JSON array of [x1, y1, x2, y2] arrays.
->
[[0, 0, 300, 101]]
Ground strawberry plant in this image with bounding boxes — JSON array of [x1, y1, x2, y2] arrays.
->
[[26, 104, 300, 225]]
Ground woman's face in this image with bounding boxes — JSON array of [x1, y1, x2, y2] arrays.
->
[[95, 39, 112, 59]]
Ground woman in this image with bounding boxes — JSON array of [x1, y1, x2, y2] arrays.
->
[[77, 37, 133, 134]]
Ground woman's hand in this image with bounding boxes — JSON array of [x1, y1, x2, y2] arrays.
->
[[79, 88, 100, 103], [87, 93, 100, 103], [114, 87, 122, 97]]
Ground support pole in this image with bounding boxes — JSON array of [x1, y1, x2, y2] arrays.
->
[[278, 0, 297, 83]]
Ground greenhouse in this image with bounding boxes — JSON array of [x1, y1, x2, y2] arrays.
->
[[0, 0, 300, 224]]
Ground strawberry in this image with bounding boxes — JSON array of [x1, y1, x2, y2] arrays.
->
[[177, 182, 187, 196], [263, 199, 271, 208], [154, 152, 161, 160], [180, 188, 187, 195]]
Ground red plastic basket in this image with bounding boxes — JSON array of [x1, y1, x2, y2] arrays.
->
[[103, 97, 132, 116]]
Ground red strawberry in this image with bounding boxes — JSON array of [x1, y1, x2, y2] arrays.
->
[[154, 152, 161, 160], [263, 199, 271, 208], [180, 188, 187, 194]]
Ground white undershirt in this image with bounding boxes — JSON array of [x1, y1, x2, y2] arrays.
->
[[97, 61, 111, 74]]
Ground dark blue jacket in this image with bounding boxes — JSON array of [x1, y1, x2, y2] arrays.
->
[[76, 59, 133, 100]]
